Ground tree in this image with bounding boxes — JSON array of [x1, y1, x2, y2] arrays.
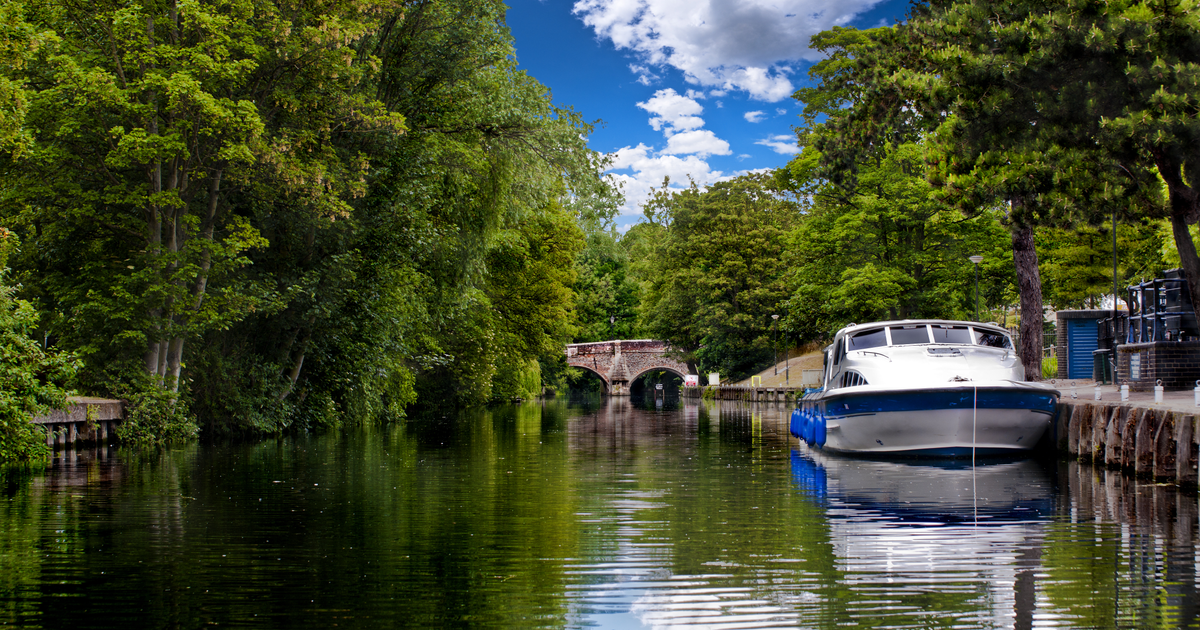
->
[[784, 140, 1014, 340], [1, 0, 613, 434], [572, 227, 641, 343], [637, 173, 795, 380], [0, 229, 76, 461]]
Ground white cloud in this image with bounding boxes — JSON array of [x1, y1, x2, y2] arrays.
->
[[637, 89, 704, 132], [573, 0, 886, 101], [756, 134, 800, 154], [744, 110, 766, 123], [665, 129, 731, 156], [685, 89, 707, 100], [607, 148, 724, 214], [776, 108, 789, 115], [629, 63, 661, 85]]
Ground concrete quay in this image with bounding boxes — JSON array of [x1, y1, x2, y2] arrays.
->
[[1026, 379, 1200, 487], [31, 396, 124, 448]]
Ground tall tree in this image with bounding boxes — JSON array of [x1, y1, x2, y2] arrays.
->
[[637, 173, 795, 380]]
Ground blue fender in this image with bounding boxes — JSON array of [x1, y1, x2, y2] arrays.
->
[[789, 408, 801, 438], [813, 410, 827, 447], [802, 409, 813, 445]]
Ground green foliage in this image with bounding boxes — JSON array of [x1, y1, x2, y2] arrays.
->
[[0, 0, 609, 434], [784, 140, 1013, 340], [636, 173, 796, 380], [0, 230, 76, 462], [1041, 357, 1058, 380], [1039, 222, 1166, 309], [573, 227, 641, 342], [112, 380, 199, 446]]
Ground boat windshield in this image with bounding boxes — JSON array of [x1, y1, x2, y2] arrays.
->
[[931, 325, 973, 344], [975, 329, 1013, 349], [847, 328, 887, 351], [889, 325, 931, 345]]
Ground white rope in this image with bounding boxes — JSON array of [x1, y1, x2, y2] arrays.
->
[[972, 381, 978, 524]]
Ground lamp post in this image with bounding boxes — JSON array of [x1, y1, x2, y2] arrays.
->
[[969, 255, 983, 321], [772, 314, 779, 375]]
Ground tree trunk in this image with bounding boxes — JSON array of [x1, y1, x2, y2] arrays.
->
[[1010, 216, 1043, 381], [1157, 152, 1200, 333]]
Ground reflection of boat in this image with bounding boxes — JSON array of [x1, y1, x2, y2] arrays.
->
[[792, 449, 1053, 523], [791, 449, 1052, 627], [791, 320, 1059, 456]]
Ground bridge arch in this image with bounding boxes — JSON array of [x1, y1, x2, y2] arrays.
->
[[571, 364, 611, 395], [565, 340, 689, 397]]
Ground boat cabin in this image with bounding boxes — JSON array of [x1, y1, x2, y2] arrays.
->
[[823, 321, 1018, 390]]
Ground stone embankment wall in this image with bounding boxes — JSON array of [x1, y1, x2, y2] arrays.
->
[[1051, 400, 1198, 487]]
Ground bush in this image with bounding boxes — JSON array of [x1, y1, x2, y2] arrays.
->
[[1041, 357, 1058, 379], [113, 382, 200, 447]]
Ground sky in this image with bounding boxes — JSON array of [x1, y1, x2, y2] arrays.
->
[[504, 0, 912, 230]]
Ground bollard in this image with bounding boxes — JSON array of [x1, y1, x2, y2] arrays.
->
[[1194, 380, 1200, 407], [1094, 385, 1103, 401], [1155, 379, 1164, 404], [1071, 381, 1078, 399], [1121, 384, 1129, 402]]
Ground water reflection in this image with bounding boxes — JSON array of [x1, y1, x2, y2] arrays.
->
[[0, 399, 1196, 629]]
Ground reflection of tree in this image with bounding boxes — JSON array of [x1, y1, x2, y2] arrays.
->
[[2, 406, 1199, 628]]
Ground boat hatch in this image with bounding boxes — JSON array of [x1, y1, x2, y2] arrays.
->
[[927, 347, 963, 356]]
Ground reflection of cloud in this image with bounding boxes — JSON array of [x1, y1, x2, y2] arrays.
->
[[573, 0, 886, 101], [744, 110, 766, 123], [756, 134, 800, 155]]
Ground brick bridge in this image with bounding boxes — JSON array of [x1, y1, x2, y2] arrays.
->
[[566, 339, 690, 396]]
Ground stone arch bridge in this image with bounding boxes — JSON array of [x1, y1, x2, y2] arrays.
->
[[566, 340, 689, 396]]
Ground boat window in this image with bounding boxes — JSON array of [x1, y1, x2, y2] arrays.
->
[[974, 329, 1013, 349], [846, 328, 886, 351], [888, 325, 931, 345], [930, 325, 972, 344]]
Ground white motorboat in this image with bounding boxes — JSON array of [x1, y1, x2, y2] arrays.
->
[[790, 320, 1059, 456]]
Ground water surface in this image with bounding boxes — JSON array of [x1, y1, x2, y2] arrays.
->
[[1, 398, 1196, 628]]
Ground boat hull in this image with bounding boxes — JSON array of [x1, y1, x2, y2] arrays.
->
[[798, 385, 1057, 456]]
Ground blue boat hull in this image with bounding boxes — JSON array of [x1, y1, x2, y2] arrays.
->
[[792, 384, 1058, 456]]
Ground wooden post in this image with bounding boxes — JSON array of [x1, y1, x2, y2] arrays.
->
[[1135, 409, 1157, 478], [1122, 408, 1144, 471], [1174, 414, 1196, 486], [1154, 411, 1177, 481]]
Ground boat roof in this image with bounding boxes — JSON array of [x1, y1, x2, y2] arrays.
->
[[832, 319, 1011, 340]]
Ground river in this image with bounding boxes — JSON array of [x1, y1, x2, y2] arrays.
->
[[0, 397, 1196, 629]]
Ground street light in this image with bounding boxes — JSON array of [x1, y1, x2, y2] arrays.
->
[[969, 255, 984, 321], [772, 314, 780, 375]]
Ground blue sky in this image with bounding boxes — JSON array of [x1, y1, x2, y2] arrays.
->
[[505, 0, 912, 230]]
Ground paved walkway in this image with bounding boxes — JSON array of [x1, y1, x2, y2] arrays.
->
[[1049, 378, 1200, 414]]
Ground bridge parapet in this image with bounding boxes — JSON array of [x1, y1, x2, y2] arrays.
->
[[566, 340, 688, 396]]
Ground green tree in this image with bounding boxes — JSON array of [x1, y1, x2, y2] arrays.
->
[[637, 173, 795, 380], [0, 229, 76, 461], [784, 140, 1013, 341], [572, 226, 641, 343], [1, 0, 611, 433]]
